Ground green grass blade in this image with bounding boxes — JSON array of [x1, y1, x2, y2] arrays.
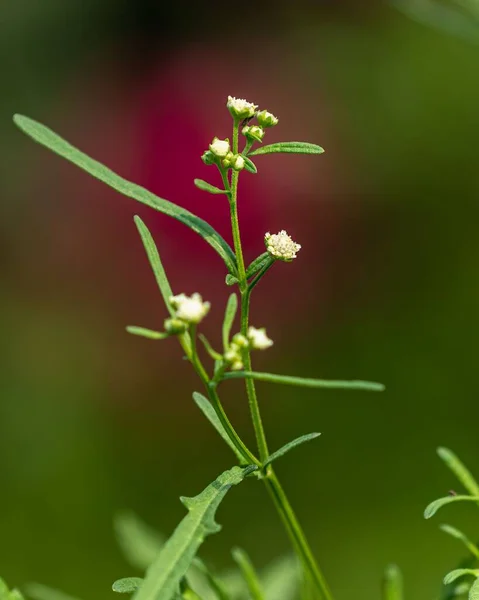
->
[[424, 496, 479, 519], [440, 525, 479, 559], [443, 570, 478, 586], [470, 577, 479, 600], [192, 392, 244, 463], [222, 371, 385, 391], [437, 448, 479, 496], [249, 142, 324, 156], [194, 179, 229, 196], [231, 548, 265, 600], [222, 294, 238, 352], [132, 466, 255, 600], [263, 433, 321, 468], [23, 585, 79, 600], [114, 511, 165, 570], [113, 579, 144, 594], [382, 564, 403, 600], [126, 326, 168, 340], [13, 115, 237, 275]]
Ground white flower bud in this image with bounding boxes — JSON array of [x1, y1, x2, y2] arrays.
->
[[164, 318, 188, 335], [209, 137, 230, 158], [247, 326, 273, 350], [231, 333, 249, 348], [242, 125, 265, 142], [201, 150, 216, 165], [232, 155, 245, 171], [227, 96, 258, 120], [169, 293, 211, 324], [264, 230, 301, 262], [222, 151, 234, 168], [256, 110, 279, 128]]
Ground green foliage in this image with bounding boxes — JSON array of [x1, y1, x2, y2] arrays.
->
[[241, 156, 257, 174], [424, 495, 479, 519], [23, 584, 79, 600], [443, 570, 478, 586], [249, 142, 324, 156], [12, 115, 238, 275], [225, 275, 239, 286], [437, 448, 479, 496], [132, 466, 255, 600], [114, 511, 165, 571], [194, 179, 229, 196], [222, 294, 238, 352], [470, 578, 479, 600], [440, 525, 479, 560], [0, 580, 25, 600], [245, 254, 271, 280], [263, 433, 321, 468], [382, 565, 403, 600], [126, 326, 169, 340], [231, 548, 265, 600], [113, 579, 144, 594]]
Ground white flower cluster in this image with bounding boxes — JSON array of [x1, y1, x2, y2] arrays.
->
[[265, 230, 301, 262], [227, 96, 258, 120], [224, 327, 273, 371], [169, 293, 210, 325], [206, 137, 244, 171]]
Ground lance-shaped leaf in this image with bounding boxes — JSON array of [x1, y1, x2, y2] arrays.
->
[[424, 495, 479, 519], [13, 115, 237, 275], [241, 156, 257, 174], [443, 570, 479, 586], [263, 433, 321, 468], [222, 294, 238, 352], [194, 179, 229, 196], [192, 392, 244, 463], [133, 465, 255, 600], [440, 525, 479, 559], [245, 253, 272, 280], [231, 548, 265, 600], [470, 577, 479, 600], [222, 371, 385, 392], [249, 142, 324, 157], [114, 511, 165, 570], [113, 579, 144, 594], [225, 274, 239, 287], [437, 447, 479, 496], [382, 564, 403, 600], [23, 585, 80, 600], [191, 558, 232, 600], [126, 326, 169, 340]]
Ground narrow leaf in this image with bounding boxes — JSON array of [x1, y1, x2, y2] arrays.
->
[[245, 253, 272, 280], [261, 555, 300, 600], [382, 564, 403, 600], [113, 579, 144, 594], [440, 525, 479, 559], [443, 570, 479, 586], [191, 558, 232, 600], [249, 142, 324, 157], [242, 156, 257, 174], [192, 392, 244, 463], [133, 466, 255, 600], [13, 115, 237, 275], [437, 447, 479, 496], [23, 585, 80, 600], [470, 578, 479, 600], [424, 496, 479, 519], [222, 294, 238, 352], [225, 274, 239, 286], [114, 511, 165, 570], [263, 433, 321, 468], [126, 326, 168, 340], [194, 179, 228, 196], [222, 371, 385, 392], [232, 548, 265, 600], [198, 335, 223, 361]]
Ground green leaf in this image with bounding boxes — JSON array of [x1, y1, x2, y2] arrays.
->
[[241, 156, 257, 174], [245, 253, 271, 280], [437, 447, 479, 496], [198, 335, 223, 361], [440, 525, 479, 559], [126, 326, 168, 340], [192, 392, 244, 463], [424, 495, 479, 519], [382, 564, 403, 600], [470, 578, 479, 600], [443, 570, 479, 586], [133, 465, 255, 600], [225, 274, 239, 286], [249, 142, 324, 157], [221, 371, 385, 392], [261, 555, 300, 600], [114, 511, 165, 570], [231, 548, 265, 600], [1, 581, 26, 600], [113, 579, 144, 594], [23, 585, 80, 600], [191, 559, 231, 600], [13, 115, 237, 275], [222, 294, 238, 352], [263, 433, 321, 468], [194, 180, 229, 196]]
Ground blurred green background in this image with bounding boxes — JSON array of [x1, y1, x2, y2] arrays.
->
[[2, 1, 479, 599]]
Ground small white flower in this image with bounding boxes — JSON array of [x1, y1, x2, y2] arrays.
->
[[247, 326, 273, 350], [264, 230, 301, 262], [242, 125, 265, 142], [257, 110, 279, 128], [227, 96, 258, 119], [209, 137, 230, 158], [232, 155, 245, 171], [169, 293, 211, 324]]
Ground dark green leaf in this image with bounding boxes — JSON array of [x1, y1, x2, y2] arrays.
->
[[222, 371, 385, 392], [225, 274, 239, 286], [424, 495, 479, 519], [241, 156, 257, 174], [13, 115, 237, 275], [114, 511, 165, 570], [443, 570, 478, 586], [437, 447, 479, 496], [113, 579, 144, 594], [126, 326, 168, 340], [132, 466, 255, 600], [231, 548, 265, 600], [222, 294, 238, 352], [249, 142, 324, 157], [382, 565, 403, 600], [245, 253, 272, 280], [263, 433, 321, 468], [194, 179, 228, 196]]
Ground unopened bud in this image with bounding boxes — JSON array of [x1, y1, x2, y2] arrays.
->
[[164, 318, 188, 335], [256, 110, 279, 128], [242, 125, 265, 142], [209, 137, 230, 158]]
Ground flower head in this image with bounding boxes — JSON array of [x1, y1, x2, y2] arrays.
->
[[227, 96, 258, 120], [209, 137, 230, 158], [232, 155, 245, 171], [247, 327, 273, 350], [242, 125, 265, 143], [256, 110, 279, 128], [264, 230, 301, 262], [169, 293, 210, 324]]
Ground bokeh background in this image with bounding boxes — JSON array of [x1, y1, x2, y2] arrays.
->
[[1, 1, 479, 599]]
